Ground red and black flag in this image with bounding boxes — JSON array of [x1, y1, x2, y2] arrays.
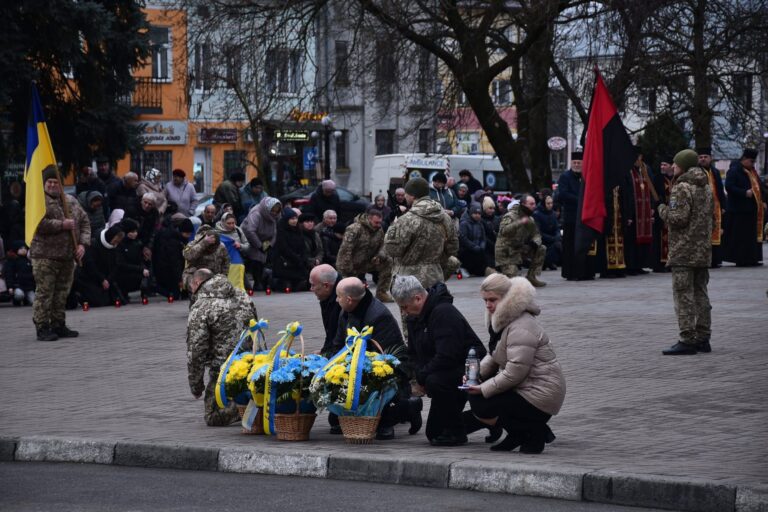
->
[[575, 70, 636, 256]]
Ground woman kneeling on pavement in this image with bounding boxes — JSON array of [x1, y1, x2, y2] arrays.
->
[[464, 273, 566, 453]]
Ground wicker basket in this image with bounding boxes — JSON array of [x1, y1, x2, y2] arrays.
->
[[236, 405, 264, 435], [274, 412, 316, 441], [338, 415, 381, 444]]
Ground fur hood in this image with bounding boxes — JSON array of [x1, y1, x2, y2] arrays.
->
[[488, 276, 541, 332]]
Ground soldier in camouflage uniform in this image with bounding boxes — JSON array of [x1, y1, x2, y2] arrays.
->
[[658, 149, 714, 355], [495, 195, 546, 287], [336, 207, 393, 302], [30, 166, 91, 341], [384, 177, 459, 289], [186, 268, 257, 426], [182, 225, 230, 297]]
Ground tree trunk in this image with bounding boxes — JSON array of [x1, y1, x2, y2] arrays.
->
[[690, 0, 712, 148]]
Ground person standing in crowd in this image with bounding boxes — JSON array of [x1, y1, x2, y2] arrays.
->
[[75, 223, 125, 307], [337, 207, 393, 302], [4, 242, 35, 306], [95, 156, 121, 204], [480, 196, 499, 270], [271, 207, 310, 291], [75, 166, 107, 221], [658, 149, 714, 355], [331, 277, 421, 440], [299, 213, 323, 270], [465, 274, 565, 453], [429, 172, 460, 219], [391, 275, 486, 446], [622, 147, 655, 275], [109, 172, 140, 220], [182, 225, 230, 298], [385, 177, 458, 290], [214, 172, 246, 220], [165, 169, 198, 218], [696, 148, 726, 268], [458, 203, 489, 277], [455, 182, 470, 209], [557, 151, 583, 280], [153, 218, 193, 300], [241, 197, 282, 291], [77, 190, 106, 241], [651, 156, 674, 273], [240, 177, 267, 214], [308, 180, 342, 221], [496, 194, 546, 287], [137, 168, 167, 215], [373, 194, 392, 231], [136, 192, 160, 263], [198, 204, 217, 228], [388, 187, 409, 224], [533, 194, 562, 271], [315, 210, 342, 266], [723, 148, 766, 267], [457, 169, 483, 194], [186, 268, 257, 426], [30, 166, 90, 341]]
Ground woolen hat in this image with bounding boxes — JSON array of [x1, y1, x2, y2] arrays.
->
[[42, 165, 58, 182], [432, 172, 447, 184], [104, 224, 124, 242], [674, 149, 699, 172], [482, 196, 495, 210], [741, 148, 758, 160], [230, 172, 246, 182], [298, 212, 315, 223], [404, 177, 429, 198], [172, 168, 186, 178], [178, 218, 194, 233], [469, 202, 482, 215], [120, 218, 139, 233], [282, 207, 298, 220]]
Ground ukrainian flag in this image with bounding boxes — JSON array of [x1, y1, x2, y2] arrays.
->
[[24, 85, 58, 246], [220, 235, 245, 290]]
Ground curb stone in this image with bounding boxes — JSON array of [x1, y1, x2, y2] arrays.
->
[[449, 460, 582, 501], [4, 435, 767, 512], [583, 471, 736, 512]]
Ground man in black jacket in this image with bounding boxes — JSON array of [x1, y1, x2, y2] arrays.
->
[[310, 264, 342, 356], [391, 275, 486, 446], [332, 277, 420, 439]]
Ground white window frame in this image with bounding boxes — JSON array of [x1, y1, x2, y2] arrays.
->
[[150, 26, 172, 83]]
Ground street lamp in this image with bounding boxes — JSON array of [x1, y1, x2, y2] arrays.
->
[[763, 131, 768, 174], [320, 115, 342, 180]]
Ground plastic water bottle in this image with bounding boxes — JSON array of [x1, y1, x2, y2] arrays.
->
[[465, 348, 479, 386]]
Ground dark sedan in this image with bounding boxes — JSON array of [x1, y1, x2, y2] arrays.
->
[[279, 185, 369, 225]]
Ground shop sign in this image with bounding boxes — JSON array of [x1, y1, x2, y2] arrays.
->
[[135, 121, 187, 145], [547, 136, 567, 151], [289, 108, 328, 122], [275, 130, 309, 141], [404, 155, 448, 170], [199, 128, 238, 144]]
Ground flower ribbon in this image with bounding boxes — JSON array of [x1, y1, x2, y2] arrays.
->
[[215, 318, 268, 409], [262, 321, 302, 435], [312, 325, 374, 412]]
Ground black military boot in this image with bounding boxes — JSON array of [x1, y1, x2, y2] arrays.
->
[[53, 324, 79, 338], [695, 337, 712, 353], [662, 341, 697, 355], [36, 325, 59, 342], [408, 397, 423, 435]]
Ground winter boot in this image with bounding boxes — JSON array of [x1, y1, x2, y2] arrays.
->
[[53, 324, 79, 338], [407, 397, 423, 435], [36, 324, 59, 342], [526, 268, 547, 288], [462, 410, 503, 443], [490, 432, 523, 452]]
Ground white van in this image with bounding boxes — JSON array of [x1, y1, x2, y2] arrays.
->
[[369, 153, 510, 196]]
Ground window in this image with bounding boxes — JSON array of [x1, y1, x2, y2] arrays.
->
[[418, 129, 433, 153], [335, 41, 349, 86], [266, 48, 301, 94], [224, 45, 241, 88], [335, 130, 348, 168], [457, 132, 479, 154], [194, 41, 213, 91], [375, 40, 396, 85], [733, 74, 753, 113], [417, 48, 431, 103], [375, 129, 396, 155], [492, 79, 511, 105], [150, 27, 171, 81], [224, 150, 247, 178], [638, 87, 657, 113], [130, 150, 173, 183]]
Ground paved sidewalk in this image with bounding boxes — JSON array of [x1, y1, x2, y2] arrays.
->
[[1, 253, 766, 511]]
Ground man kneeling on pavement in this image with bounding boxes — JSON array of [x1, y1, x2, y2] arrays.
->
[[186, 268, 257, 426]]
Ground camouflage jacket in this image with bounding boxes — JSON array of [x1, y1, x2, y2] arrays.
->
[[658, 167, 713, 268], [186, 274, 257, 395], [384, 197, 458, 288], [182, 225, 230, 286], [495, 204, 541, 268], [337, 213, 386, 276], [30, 193, 91, 261]]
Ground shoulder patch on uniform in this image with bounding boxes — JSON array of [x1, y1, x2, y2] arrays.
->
[[669, 199, 677, 209]]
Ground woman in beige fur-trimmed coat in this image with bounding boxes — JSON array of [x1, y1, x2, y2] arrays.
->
[[464, 274, 565, 453]]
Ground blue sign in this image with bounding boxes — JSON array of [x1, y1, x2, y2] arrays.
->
[[304, 147, 318, 171]]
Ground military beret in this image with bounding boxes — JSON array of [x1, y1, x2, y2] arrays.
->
[[673, 149, 699, 172]]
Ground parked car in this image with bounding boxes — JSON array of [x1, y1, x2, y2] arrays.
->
[[194, 194, 213, 217], [279, 185, 369, 225]]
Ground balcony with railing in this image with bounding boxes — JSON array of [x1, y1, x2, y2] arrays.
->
[[120, 77, 163, 114]]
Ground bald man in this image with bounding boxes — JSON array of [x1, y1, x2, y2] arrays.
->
[[331, 277, 421, 439], [309, 264, 342, 356]]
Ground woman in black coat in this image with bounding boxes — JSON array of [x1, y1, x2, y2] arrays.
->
[[153, 218, 193, 299], [458, 203, 488, 276], [115, 219, 149, 301], [75, 224, 125, 307], [271, 208, 310, 290], [533, 195, 562, 270]]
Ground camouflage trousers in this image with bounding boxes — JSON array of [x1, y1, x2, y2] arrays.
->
[[671, 267, 711, 344], [498, 244, 546, 278], [204, 368, 240, 426], [32, 258, 74, 328], [342, 255, 393, 296]]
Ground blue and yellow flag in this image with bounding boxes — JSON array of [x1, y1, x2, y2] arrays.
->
[[24, 85, 58, 246], [220, 235, 245, 290]]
